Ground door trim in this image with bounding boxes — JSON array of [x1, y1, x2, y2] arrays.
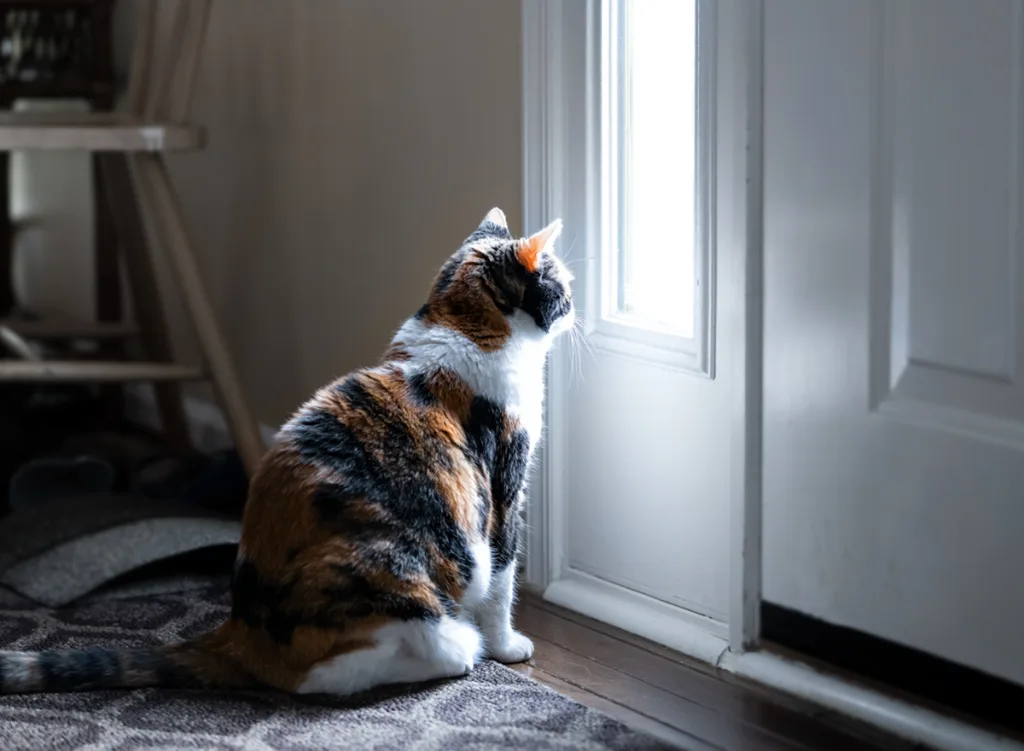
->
[[727, 0, 765, 656], [521, 0, 765, 650], [521, 0, 573, 596]]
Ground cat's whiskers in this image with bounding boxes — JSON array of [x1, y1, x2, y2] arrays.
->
[[571, 317, 595, 388], [564, 319, 580, 388], [563, 254, 597, 271]]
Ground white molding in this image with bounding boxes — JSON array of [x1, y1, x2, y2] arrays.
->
[[876, 392, 1024, 454], [543, 570, 729, 665], [521, 0, 596, 593], [587, 327, 709, 376], [726, 0, 765, 654], [521, 0, 566, 593], [591, 0, 718, 378], [723, 650, 1024, 751]]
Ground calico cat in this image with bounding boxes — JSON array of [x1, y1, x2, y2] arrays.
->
[[0, 207, 574, 697]]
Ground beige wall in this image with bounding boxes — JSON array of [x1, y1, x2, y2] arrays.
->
[[109, 0, 523, 426]]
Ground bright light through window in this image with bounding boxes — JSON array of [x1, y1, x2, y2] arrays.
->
[[616, 0, 697, 338]]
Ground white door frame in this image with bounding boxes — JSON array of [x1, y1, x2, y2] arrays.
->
[[520, 0, 765, 654], [726, 0, 765, 656], [521, 0, 572, 603], [520, 3, 1020, 749]]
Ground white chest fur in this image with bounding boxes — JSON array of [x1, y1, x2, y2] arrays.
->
[[394, 313, 550, 446]]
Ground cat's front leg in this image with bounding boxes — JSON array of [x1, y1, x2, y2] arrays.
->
[[480, 426, 534, 663], [475, 563, 534, 663]]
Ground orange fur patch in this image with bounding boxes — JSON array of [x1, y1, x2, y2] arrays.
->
[[240, 446, 332, 573], [516, 237, 543, 273], [424, 262, 512, 352], [518, 219, 562, 273]]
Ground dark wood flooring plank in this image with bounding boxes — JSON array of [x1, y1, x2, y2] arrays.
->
[[511, 662, 715, 750], [528, 632, 812, 751], [531, 667, 718, 751], [517, 600, 900, 751]]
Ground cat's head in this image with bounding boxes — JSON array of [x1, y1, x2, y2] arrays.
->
[[416, 207, 575, 351]]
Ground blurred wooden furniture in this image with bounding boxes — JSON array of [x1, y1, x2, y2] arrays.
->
[[0, 0, 118, 318], [0, 0, 266, 476], [0, 0, 122, 423]]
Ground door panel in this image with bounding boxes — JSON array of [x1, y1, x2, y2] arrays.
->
[[881, 0, 1024, 428], [566, 351, 732, 621], [764, 0, 1024, 685]]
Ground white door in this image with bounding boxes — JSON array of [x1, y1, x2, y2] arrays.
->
[[525, 0, 751, 655], [763, 0, 1024, 685]]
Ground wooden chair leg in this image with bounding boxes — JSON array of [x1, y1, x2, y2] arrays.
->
[[98, 153, 191, 451], [93, 152, 125, 422], [0, 150, 14, 315], [131, 153, 265, 475]]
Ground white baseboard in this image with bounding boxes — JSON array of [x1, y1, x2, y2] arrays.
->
[[542, 570, 730, 666], [721, 650, 1024, 751], [123, 384, 279, 454]]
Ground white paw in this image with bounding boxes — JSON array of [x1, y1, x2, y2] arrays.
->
[[486, 630, 535, 664], [435, 619, 483, 676]]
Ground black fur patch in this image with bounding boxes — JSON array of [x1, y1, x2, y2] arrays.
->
[[232, 559, 321, 645], [484, 249, 530, 310], [322, 563, 439, 621], [231, 559, 274, 631], [494, 519, 521, 573], [494, 429, 530, 508], [521, 265, 571, 332], [434, 248, 468, 294], [462, 398, 531, 571], [479, 247, 571, 332], [231, 556, 441, 645], [39, 648, 120, 692], [310, 483, 366, 527], [406, 371, 436, 407], [464, 397, 503, 474], [491, 429, 530, 570], [286, 380, 475, 590], [229, 561, 298, 644]]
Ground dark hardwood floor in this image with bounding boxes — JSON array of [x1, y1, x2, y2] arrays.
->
[[512, 594, 925, 751]]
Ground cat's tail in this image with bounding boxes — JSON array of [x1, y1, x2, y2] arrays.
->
[[0, 630, 256, 694]]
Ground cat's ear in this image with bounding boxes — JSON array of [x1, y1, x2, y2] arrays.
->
[[480, 207, 508, 231], [518, 218, 563, 273]]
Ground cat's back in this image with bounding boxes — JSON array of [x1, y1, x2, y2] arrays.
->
[[240, 362, 483, 556], [280, 363, 470, 479]]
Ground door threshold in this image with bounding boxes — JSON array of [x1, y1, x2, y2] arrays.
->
[[720, 648, 1024, 751]]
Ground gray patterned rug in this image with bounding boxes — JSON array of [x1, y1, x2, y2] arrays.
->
[[0, 585, 677, 750]]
